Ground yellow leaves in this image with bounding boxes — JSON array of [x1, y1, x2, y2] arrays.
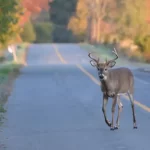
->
[[68, 17, 79, 34], [68, 16, 87, 35], [9, 24, 19, 33], [68, 0, 88, 35], [0, 0, 24, 48], [76, 0, 88, 18]]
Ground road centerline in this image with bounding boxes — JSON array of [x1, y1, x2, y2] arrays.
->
[[53, 44, 150, 113], [52, 44, 67, 64]]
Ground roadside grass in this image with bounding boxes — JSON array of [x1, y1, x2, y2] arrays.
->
[[80, 43, 113, 60], [0, 43, 29, 117], [79, 43, 129, 67], [0, 105, 6, 113], [79, 43, 150, 69]]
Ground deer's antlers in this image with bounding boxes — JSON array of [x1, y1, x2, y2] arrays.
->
[[88, 52, 100, 64], [107, 48, 118, 64]]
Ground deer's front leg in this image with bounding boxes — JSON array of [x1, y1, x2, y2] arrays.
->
[[110, 95, 117, 130], [115, 95, 123, 129], [102, 94, 111, 127]]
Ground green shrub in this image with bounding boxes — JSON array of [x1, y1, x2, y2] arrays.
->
[[20, 20, 36, 43], [33, 22, 53, 43]]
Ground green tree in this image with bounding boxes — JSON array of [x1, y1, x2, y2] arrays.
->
[[33, 22, 53, 43], [49, 0, 78, 42], [0, 0, 23, 48], [20, 20, 36, 42]]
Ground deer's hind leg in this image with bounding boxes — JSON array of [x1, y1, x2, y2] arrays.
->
[[114, 95, 123, 129], [127, 92, 137, 129]]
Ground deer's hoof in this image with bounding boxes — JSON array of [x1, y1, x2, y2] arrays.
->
[[110, 127, 115, 130], [108, 122, 111, 127], [114, 126, 119, 130]]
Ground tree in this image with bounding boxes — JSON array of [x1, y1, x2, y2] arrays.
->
[[68, 0, 88, 41], [49, 0, 78, 42], [0, 0, 23, 49], [19, 0, 51, 27], [68, 0, 113, 43], [33, 22, 53, 43], [22, 0, 50, 14], [110, 0, 150, 50], [20, 20, 36, 42]]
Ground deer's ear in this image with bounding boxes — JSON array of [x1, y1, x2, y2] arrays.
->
[[107, 61, 116, 68], [90, 60, 97, 67]]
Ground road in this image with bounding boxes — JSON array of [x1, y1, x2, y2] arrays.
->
[[0, 43, 150, 150]]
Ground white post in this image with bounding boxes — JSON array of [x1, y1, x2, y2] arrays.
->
[[8, 44, 17, 62]]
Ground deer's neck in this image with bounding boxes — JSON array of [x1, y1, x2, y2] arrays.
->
[[101, 79, 109, 90], [100, 74, 114, 97]]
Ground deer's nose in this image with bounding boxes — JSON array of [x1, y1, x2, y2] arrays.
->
[[99, 74, 104, 79]]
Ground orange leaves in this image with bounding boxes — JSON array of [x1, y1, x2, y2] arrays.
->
[[22, 0, 49, 14], [19, 11, 31, 26], [146, 0, 150, 23], [19, 0, 50, 26]]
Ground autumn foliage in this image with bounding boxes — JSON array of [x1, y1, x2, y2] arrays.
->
[[66, 0, 150, 62], [22, 0, 49, 14], [19, 0, 50, 26], [0, 0, 50, 49]]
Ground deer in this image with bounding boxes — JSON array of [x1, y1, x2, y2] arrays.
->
[[88, 48, 137, 130]]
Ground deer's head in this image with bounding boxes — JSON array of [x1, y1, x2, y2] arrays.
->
[[88, 48, 118, 81]]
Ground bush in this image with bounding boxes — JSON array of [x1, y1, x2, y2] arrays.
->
[[129, 51, 143, 62], [0, 57, 5, 63], [33, 22, 53, 43], [20, 20, 36, 43], [143, 52, 150, 63]]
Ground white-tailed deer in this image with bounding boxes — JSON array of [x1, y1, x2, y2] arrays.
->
[[88, 48, 137, 130]]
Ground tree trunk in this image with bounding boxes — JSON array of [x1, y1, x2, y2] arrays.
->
[[91, 18, 97, 44], [96, 18, 101, 43], [86, 16, 92, 43]]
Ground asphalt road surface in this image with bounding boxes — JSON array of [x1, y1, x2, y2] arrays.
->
[[0, 43, 150, 150]]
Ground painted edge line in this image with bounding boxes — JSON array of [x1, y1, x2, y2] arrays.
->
[[77, 64, 150, 113], [123, 94, 150, 112], [53, 44, 150, 113]]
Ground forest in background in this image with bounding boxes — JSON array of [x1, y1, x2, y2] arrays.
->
[[1, 0, 150, 62]]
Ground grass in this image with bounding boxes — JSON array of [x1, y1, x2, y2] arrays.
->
[[0, 42, 29, 123], [0, 105, 6, 113], [80, 43, 125, 66], [0, 63, 21, 83], [80, 43, 113, 60], [0, 63, 20, 123], [80, 43, 150, 69]]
